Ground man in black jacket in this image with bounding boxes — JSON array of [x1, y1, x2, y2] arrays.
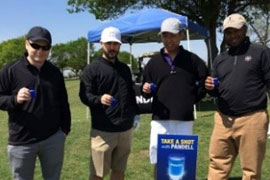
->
[[142, 17, 208, 179], [205, 13, 270, 180], [0, 26, 71, 180], [79, 27, 138, 180]]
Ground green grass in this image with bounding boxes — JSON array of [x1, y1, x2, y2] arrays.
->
[[0, 80, 270, 180]]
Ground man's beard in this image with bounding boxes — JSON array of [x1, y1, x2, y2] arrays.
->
[[104, 50, 118, 60]]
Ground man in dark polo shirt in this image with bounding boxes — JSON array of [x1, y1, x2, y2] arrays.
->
[[80, 26, 138, 180], [0, 26, 71, 180], [142, 17, 208, 179], [205, 13, 270, 180]]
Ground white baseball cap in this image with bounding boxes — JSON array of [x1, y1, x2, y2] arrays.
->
[[100, 26, 122, 44], [223, 13, 247, 31], [159, 17, 182, 34]]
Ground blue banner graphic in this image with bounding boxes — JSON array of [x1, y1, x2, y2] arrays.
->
[[157, 134, 198, 180]]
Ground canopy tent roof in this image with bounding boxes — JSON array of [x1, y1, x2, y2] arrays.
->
[[87, 8, 209, 44]]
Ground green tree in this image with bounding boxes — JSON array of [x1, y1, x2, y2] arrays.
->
[[248, 3, 270, 46], [51, 43, 69, 72], [91, 48, 102, 62], [0, 36, 25, 68], [65, 37, 90, 76], [118, 50, 138, 72], [67, 0, 267, 67], [91, 48, 138, 71], [51, 37, 94, 76]]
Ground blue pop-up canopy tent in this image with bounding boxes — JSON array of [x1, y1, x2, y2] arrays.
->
[[87, 8, 209, 43], [86, 8, 211, 67]]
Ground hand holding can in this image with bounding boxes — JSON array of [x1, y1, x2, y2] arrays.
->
[[111, 97, 117, 108], [213, 77, 219, 87], [29, 89, 36, 98], [150, 83, 156, 92]]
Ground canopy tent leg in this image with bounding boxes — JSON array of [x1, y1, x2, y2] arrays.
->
[[129, 43, 133, 70], [186, 28, 191, 51], [86, 42, 91, 120], [208, 37, 213, 68], [87, 42, 91, 65], [185, 29, 197, 120]]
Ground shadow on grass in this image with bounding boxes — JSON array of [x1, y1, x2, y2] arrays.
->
[[197, 98, 218, 112], [199, 112, 215, 118]]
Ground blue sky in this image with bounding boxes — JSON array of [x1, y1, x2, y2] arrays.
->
[[0, 0, 210, 61]]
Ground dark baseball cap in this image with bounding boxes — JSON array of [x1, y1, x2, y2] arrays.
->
[[26, 26, 52, 45]]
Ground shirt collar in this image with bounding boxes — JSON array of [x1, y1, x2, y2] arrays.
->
[[100, 56, 119, 67], [228, 37, 250, 55]]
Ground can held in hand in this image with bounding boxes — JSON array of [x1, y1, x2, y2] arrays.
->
[[213, 77, 219, 87], [30, 89, 36, 98], [111, 97, 117, 108], [150, 83, 156, 92]]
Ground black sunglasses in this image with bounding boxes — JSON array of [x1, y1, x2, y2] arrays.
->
[[29, 42, 51, 51]]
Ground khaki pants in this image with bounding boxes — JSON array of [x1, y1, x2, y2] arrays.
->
[[90, 128, 133, 178], [208, 110, 268, 180]]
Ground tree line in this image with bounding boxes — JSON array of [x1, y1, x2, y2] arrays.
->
[[0, 37, 138, 77], [1, 1, 269, 74], [67, 0, 270, 67]]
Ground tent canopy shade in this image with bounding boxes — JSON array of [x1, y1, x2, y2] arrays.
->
[[87, 8, 209, 44]]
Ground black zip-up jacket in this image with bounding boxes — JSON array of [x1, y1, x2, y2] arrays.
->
[[79, 57, 138, 132], [142, 46, 208, 120], [210, 37, 270, 116], [0, 55, 71, 145]]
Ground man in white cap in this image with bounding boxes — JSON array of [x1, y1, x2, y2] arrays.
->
[[79, 26, 138, 180], [142, 17, 208, 179], [205, 13, 270, 180]]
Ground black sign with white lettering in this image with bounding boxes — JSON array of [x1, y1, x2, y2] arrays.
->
[[133, 84, 152, 114]]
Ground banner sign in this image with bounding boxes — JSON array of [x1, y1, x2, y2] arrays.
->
[[133, 84, 152, 114], [157, 134, 198, 180]]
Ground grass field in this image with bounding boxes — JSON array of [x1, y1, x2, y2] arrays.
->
[[0, 79, 270, 180]]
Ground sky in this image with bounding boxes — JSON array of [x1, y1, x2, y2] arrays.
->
[[0, 0, 212, 61]]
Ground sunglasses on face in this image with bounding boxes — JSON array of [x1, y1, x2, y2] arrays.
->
[[29, 42, 51, 51]]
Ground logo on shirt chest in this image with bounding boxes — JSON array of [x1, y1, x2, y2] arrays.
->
[[244, 55, 252, 62]]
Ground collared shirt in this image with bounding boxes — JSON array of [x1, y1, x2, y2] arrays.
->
[[80, 57, 138, 132], [212, 37, 270, 116], [161, 49, 176, 74], [142, 46, 208, 120], [0, 55, 71, 145]]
